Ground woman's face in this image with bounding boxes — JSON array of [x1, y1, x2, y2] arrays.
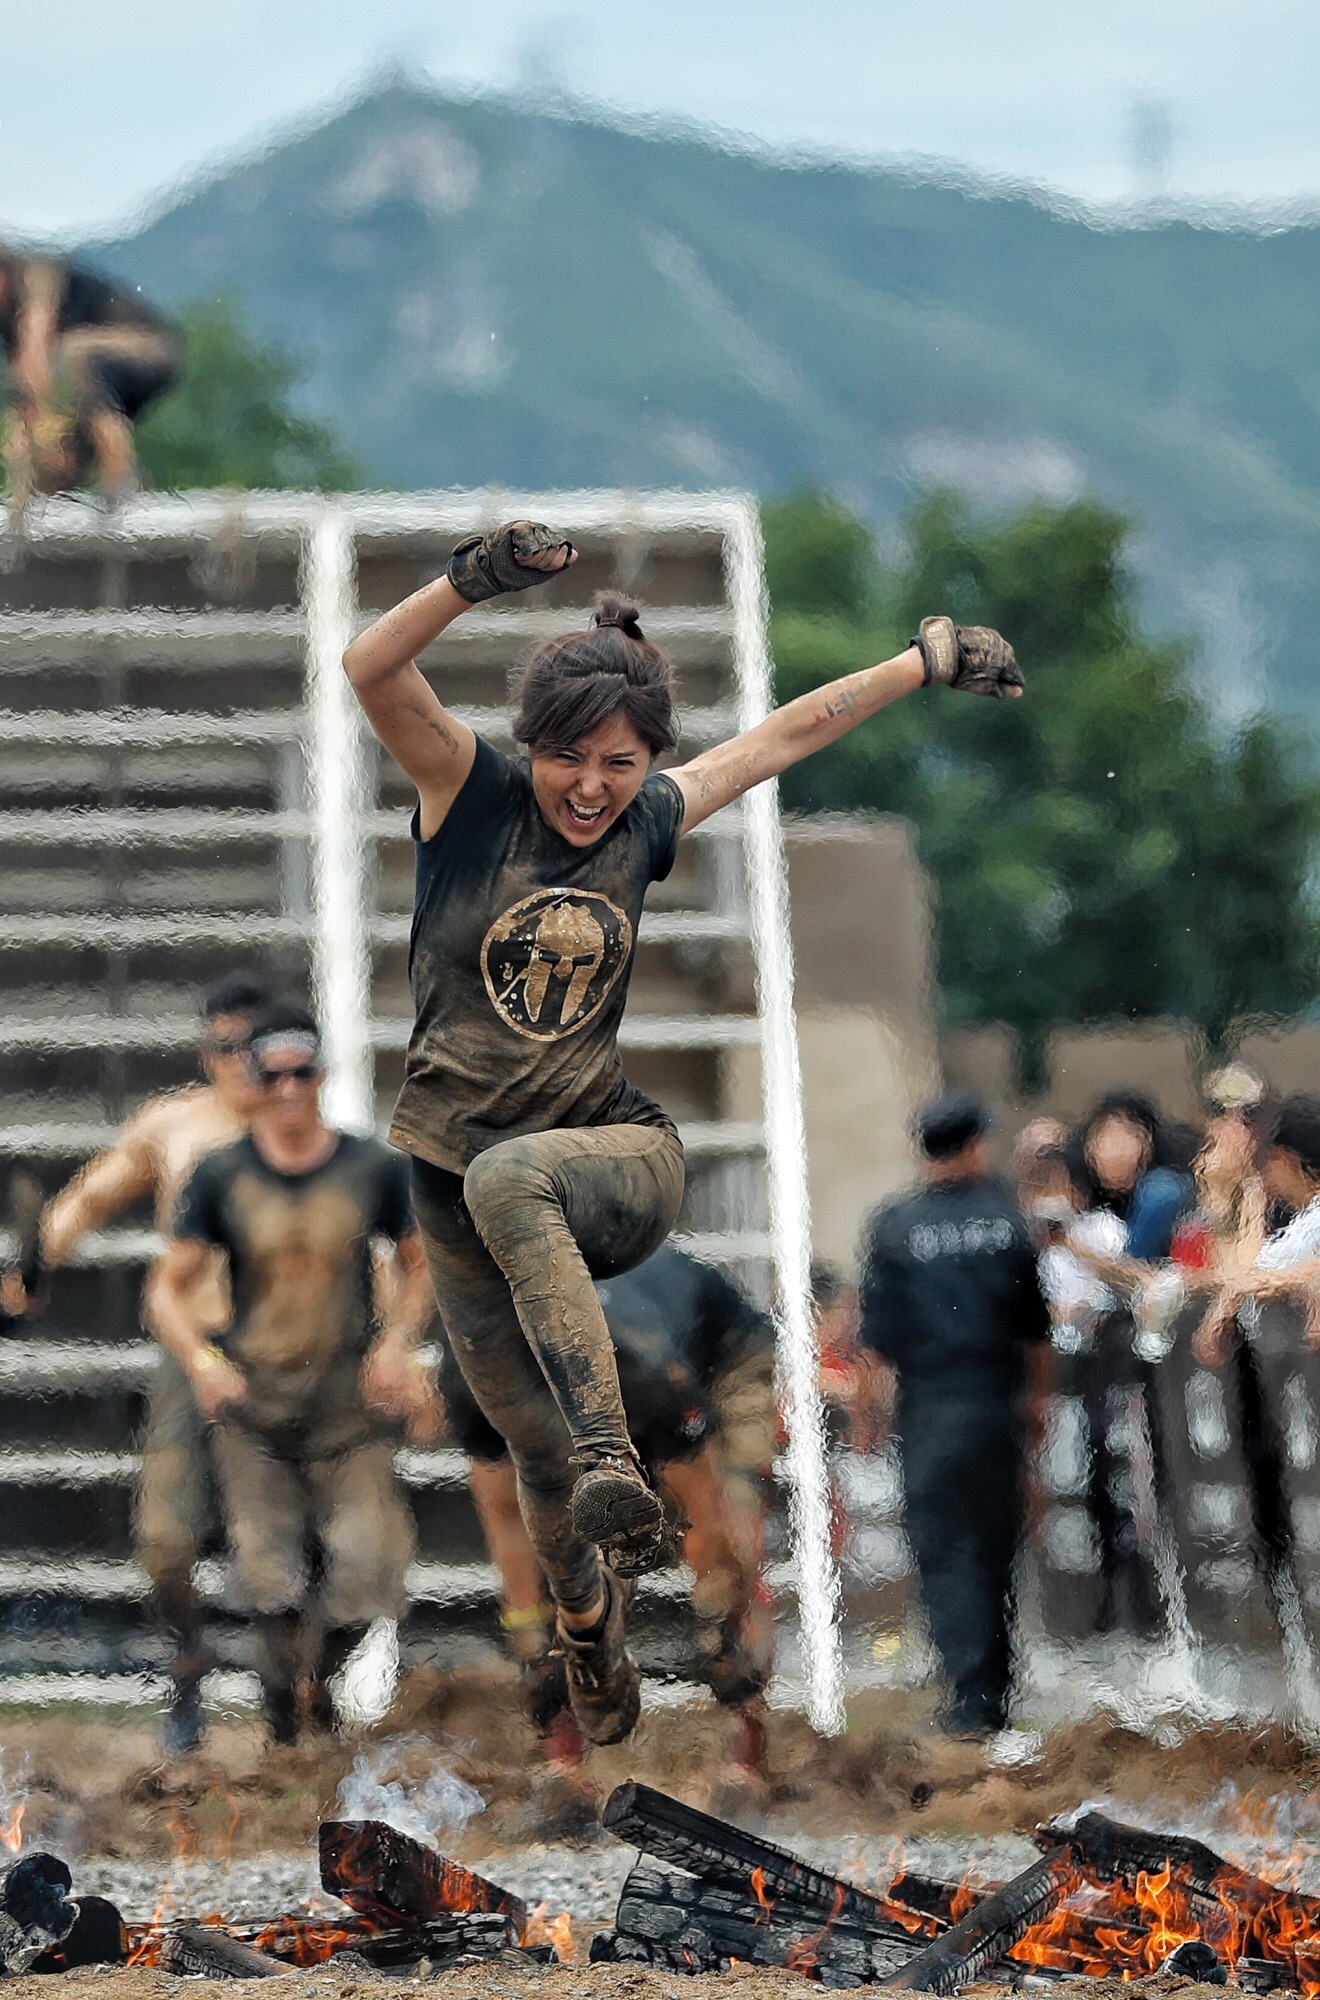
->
[[1085, 1114, 1152, 1195], [530, 715, 652, 847]]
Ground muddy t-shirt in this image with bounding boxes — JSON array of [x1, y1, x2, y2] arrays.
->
[[390, 736, 685, 1173], [174, 1131, 413, 1443]]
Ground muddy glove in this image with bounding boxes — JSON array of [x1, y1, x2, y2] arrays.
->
[[447, 520, 577, 604], [912, 614, 1023, 698]]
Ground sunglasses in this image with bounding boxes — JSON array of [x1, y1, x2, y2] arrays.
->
[[255, 1063, 320, 1087], [203, 1038, 249, 1058]]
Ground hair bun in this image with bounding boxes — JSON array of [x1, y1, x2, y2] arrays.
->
[[593, 593, 644, 641]]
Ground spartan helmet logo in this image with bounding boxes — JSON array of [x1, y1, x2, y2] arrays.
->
[[481, 888, 632, 1041]]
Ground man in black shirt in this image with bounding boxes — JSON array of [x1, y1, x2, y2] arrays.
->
[[0, 245, 179, 502], [859, 1091, 1050, 1738], [148, 1003, 437, 1745]]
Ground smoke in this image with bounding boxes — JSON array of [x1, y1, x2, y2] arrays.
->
[[335, 1736, 485, 1850]]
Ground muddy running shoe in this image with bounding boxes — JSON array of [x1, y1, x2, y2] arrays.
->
[[569, 1453, 664, 1577], [554, 1567, 640, 1746]]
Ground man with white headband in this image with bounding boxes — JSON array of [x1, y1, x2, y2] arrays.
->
[[148, 1000, 438, 1745]]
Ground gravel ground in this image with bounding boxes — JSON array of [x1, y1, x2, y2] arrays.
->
[[69, 1833, 1045, 1928]]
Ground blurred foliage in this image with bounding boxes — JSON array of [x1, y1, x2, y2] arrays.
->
[[765, 488, 1320, 1077], [135, 295, 359, 492]]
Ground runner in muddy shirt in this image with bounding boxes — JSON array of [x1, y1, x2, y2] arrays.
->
[[173, 1129, 413, 1443], [390, 735, 681, 1170], [343, 515, 1022, 1746], [152, 1002, 435, 1745]]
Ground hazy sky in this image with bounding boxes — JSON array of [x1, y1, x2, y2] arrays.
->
[[5, 0, 1320, 237]]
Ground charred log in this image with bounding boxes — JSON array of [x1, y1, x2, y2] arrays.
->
[[613, 1857, 916, 1988], [159, 1924, 287, 1979], [318, 1819, 526, 1931], [602, 1781, 932, 1937], [591, 1929, 724, 1975], [0, 1853, 78, 1976], [881, 1854, 1077, 1993], [31, 1896, 127, 1971]]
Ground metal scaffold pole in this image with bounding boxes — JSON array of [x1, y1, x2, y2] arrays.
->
[[304, 504, 375, 1133], [724, 497, 845, 1737]]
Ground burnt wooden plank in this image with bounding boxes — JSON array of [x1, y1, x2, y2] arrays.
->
[[318, 1818, 526, 1931], [881, 1854, 1076, 1993], [614, 1858, 916, 1988], [159, 1924, 286, 1979], [602, 1780, 927, 1935]]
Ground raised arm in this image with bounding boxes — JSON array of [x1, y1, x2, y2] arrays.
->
[[669, 617, 1022, 833], [343, 520, 576, 840]]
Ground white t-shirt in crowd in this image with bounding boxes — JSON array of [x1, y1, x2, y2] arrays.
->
[[1039, 1208, 1128, 1316], [1257, 1194, 1320, 1271]]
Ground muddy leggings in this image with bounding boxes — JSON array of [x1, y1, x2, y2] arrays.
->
[[410, 1123, 685, 1614]]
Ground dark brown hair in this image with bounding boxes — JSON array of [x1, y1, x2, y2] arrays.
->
[[512, 593, 679, 757]]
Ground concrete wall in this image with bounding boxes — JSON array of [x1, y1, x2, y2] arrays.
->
[[940, 1017, 1320, 1144], [780, 814, 939, 1271]]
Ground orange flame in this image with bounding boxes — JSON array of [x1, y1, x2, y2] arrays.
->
[[522, 1903, 577, 1963], [750, 1867, 773, 1923], [0, 1800, 24, 1855]]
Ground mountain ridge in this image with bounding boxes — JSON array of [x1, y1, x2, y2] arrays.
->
[[83, 77, 1320, 715]]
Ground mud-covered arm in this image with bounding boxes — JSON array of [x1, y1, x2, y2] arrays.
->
[[362, 1230, 443, 1442], [343, 521, 576, 839], [144, 1238, 247, 1421], [342, 576, 479, 834], [669, 646, 926, 833], [670, 619, 1021, 834]]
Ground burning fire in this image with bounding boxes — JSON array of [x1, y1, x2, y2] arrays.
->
[[522, 1903, 577, 1962], [750, 1867, 773, 1923], [0, 1801, 24, 1855]]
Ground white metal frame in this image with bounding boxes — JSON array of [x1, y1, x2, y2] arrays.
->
[[2, 485, 845, 1734]]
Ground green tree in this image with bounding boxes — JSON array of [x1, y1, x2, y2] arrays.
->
[[766, 488, 1320, 1083], [135, 295, 359, 492]]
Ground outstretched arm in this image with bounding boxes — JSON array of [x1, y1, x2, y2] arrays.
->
[[343, 521, 576, 840], [669, 616, 1021, 832]]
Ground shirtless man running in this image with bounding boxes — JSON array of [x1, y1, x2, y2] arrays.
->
[[35, 972, 272, 1751]]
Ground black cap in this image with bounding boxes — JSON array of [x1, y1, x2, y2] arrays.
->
[[916, 1090, 991, 1161]]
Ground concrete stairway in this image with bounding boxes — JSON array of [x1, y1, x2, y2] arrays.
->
[[0, 489, 800, 1707]]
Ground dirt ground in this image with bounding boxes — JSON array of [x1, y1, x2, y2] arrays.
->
[[0, 1963, 1225, 2000], [3, 1660, 1319, 1868]]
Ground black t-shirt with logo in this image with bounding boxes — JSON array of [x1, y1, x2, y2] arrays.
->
[[174, 1131, 413, 1443], [390, 736, 685, 1172]]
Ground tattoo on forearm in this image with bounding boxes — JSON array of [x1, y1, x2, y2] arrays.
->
[[812, 678, 866, 726]]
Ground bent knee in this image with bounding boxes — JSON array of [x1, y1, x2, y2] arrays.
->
[[463, 1142, 557, 1235]]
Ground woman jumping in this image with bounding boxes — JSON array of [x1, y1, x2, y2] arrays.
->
[[344, 519, 1022, 1744]]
